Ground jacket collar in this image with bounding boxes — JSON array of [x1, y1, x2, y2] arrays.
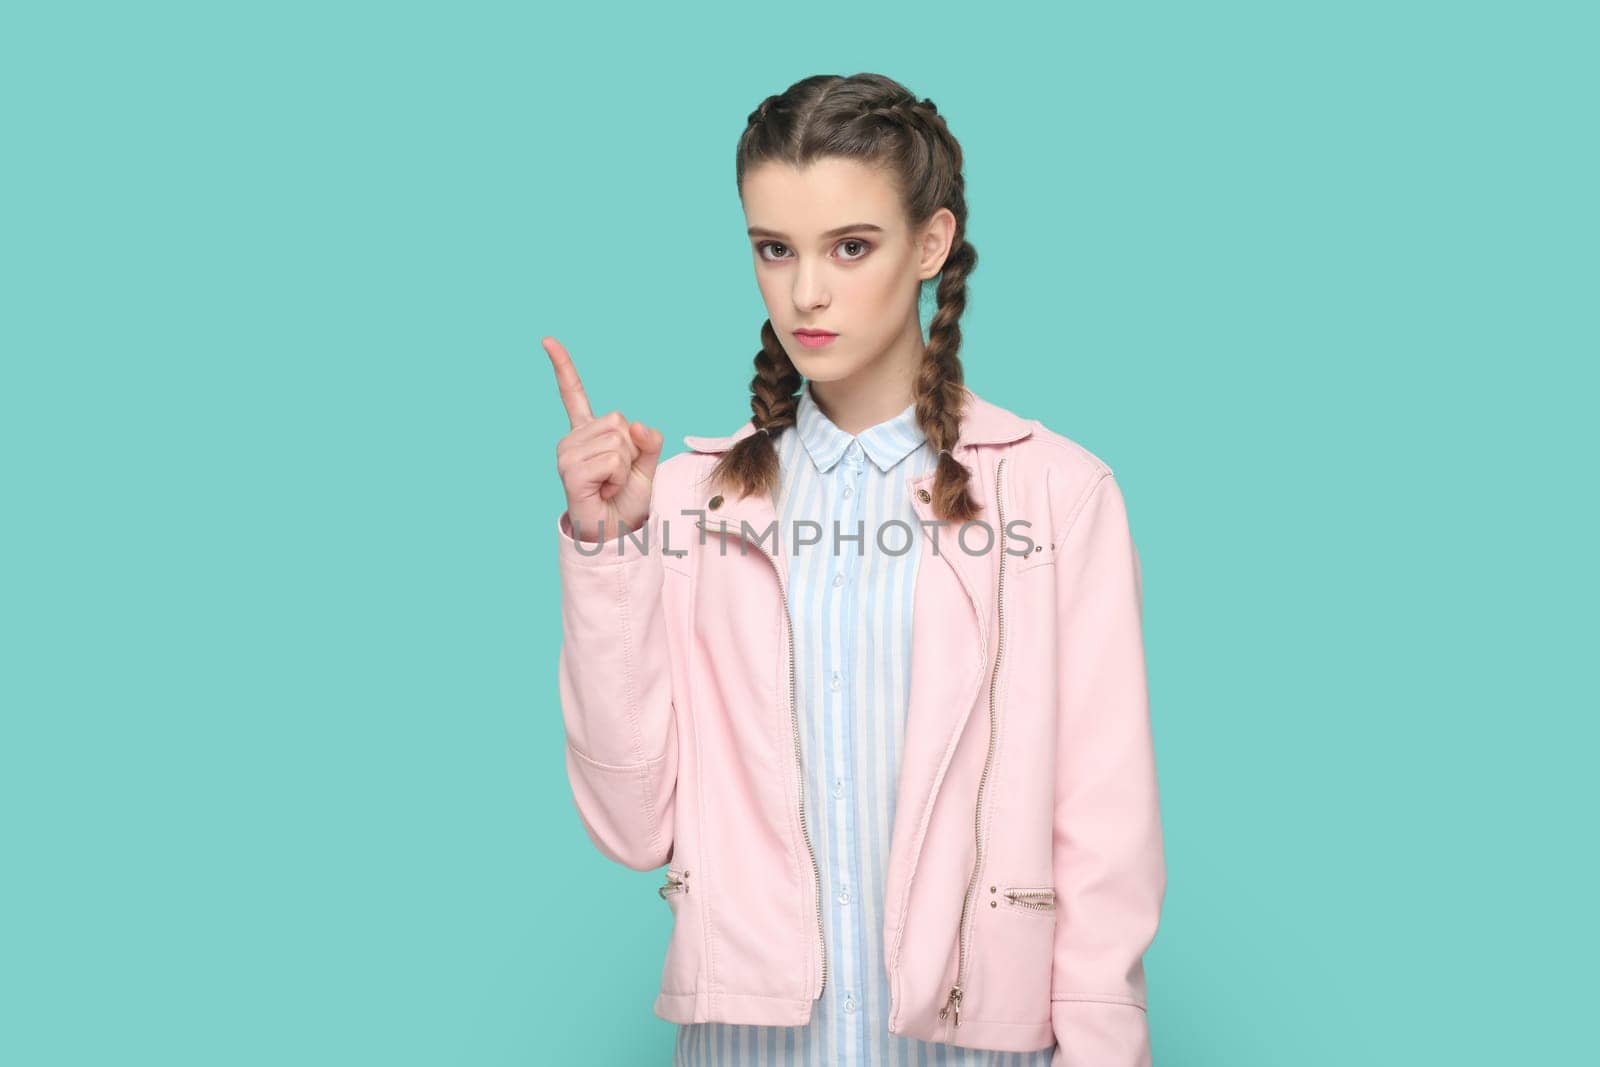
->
[[682, 384, 1032, 456], [684, 385, 1025, 662]]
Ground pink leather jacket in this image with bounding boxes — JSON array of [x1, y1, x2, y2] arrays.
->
[[555, 386, 1166, 1065]]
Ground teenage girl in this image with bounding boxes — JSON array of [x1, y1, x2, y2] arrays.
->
[[547, 72, 1165, 1066]]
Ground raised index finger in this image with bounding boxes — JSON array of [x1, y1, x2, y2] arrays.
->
[[542, 336, 594, 429]]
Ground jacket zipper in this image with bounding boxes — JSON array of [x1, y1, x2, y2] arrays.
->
[[1001, 886, 1055, 912], [939, 455, 1009, 1030], [659, 866, 691, 898], [694, 516, 827, 1000]]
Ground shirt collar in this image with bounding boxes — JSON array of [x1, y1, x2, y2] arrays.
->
[[795, 379, 926, 474]]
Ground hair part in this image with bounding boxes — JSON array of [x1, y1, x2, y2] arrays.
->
[[712, 72, 983, 522]]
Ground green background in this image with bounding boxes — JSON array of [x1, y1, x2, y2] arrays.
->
[[3, 1, 1593, 1063]]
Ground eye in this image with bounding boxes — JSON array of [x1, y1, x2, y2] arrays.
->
[[837, 238, 872, 260], [754, 238, 874, 262]]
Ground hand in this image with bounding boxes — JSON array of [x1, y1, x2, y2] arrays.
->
[[545, 335, 664, 545]]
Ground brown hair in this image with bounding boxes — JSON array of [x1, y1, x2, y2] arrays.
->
[[711, 72, 984, 522]]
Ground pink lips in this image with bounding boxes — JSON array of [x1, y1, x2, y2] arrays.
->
[[794, 330, 838, 349]]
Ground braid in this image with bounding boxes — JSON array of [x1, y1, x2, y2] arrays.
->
[[708, 319, 800, 501], [917, 230, 983, 522], [878, 95, 982, 521], [865, 96, 964, 173], [750, 319, 802, 433]]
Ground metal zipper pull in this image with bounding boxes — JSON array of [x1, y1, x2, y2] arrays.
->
[[939, 984, 963, 1027], [658, 868, 690, 898]]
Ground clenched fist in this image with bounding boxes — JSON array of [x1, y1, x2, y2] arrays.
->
[[545, 336, 664, 545]]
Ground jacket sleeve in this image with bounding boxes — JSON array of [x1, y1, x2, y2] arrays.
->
[[555, 508, 677, 873], [1049, 473, 1167, 1067]]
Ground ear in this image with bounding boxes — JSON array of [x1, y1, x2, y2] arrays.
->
[[918, 206, 959, 279]]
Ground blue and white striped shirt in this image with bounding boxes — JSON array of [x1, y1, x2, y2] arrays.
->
[[675, 380, 1054, 1066]]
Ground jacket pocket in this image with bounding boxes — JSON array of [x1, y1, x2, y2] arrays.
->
[[657, 865, 702, 995], [999, 885, 1056, 914], [967, 881, 1057, 1029]]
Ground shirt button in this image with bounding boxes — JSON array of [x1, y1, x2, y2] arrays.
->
[[842, 486, 853, 498], [833, 778, 845, 798], [837, 886, 851, 904], [830, 672, 841, 691], [833, 572, 844, 587], [843, 994, 856, 1013]]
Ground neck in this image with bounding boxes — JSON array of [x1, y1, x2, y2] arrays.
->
[[806, 319, 926, 435]]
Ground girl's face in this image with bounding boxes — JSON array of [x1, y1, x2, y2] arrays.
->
[[740, 157, 954, 390]]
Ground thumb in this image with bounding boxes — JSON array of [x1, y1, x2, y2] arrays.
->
[[630, 421, 664, 480]]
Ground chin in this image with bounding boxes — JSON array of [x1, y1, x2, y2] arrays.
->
[[788, 355, 863, 382]]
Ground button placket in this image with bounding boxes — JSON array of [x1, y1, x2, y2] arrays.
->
[[833, 442, 868, 1033]]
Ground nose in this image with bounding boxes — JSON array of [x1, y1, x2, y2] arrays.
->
[[791, 260, 829, 312]]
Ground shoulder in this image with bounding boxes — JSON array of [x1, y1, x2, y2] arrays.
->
[[652, 443, 730, 515], [655, 448, 713, 496], [973, 388, 1118, 504], [961, 386, 1114, 478], [1015, 419, 1115, 482], [974, 396, 1131, 557]]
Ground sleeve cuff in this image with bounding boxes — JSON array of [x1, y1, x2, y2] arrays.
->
[[557, 509, 657, 566], [1049, 998, 1152, 1067]]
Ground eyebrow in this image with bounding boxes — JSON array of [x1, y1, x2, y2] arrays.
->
[[747, 223, 885, 240]]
